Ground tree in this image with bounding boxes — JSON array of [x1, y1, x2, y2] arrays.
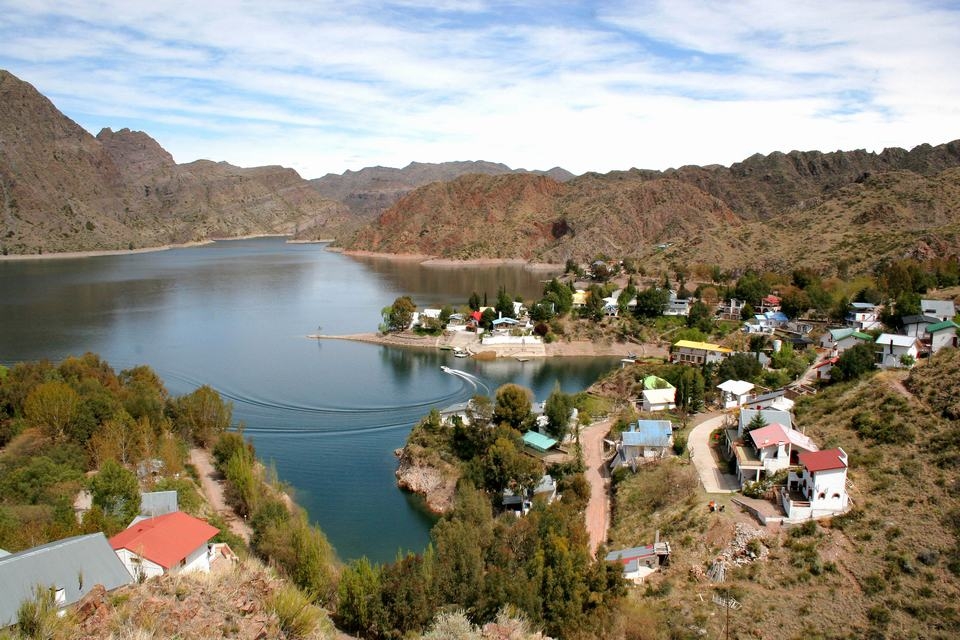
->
[[336, 557, 383, 636], [740, 302, 756, 322], [171, 385, 232, 446], [23, 381, 80, 442], [831, 343, 877, 382], [583, 284, 605, 321], [745, 412, 768, 433], [735, 272, 768, 306], [493, 384, 532, 428], [633, 287, 668, 319], [468, 291, 481, 312], [686, 300, 714, 332], [717, 353, 762, 383], [90, 459, 140, 525], [382, 296, 416, 333], [495, 286, 515, 319], [480, 307, 498, 331], [543, 384, 573, 440], [543, 279, 573, 316]]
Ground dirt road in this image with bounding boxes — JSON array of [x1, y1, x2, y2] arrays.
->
[[687, 412, 740, 493], [189, 448, 252, 542], [580, 417, 614, 555]]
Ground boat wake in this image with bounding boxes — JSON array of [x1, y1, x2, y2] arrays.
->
[[441, 366, 490, 394]]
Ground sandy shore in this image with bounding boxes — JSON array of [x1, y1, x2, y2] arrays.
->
[[310, 331, 666, 359], [342, 249, 562, 271], [0, 240, 215, 261]]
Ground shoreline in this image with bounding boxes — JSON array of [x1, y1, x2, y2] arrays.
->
[[342, 248, 563, 271], [310, 331, 665, 359]]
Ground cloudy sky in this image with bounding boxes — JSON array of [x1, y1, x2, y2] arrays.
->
[[1, 1, 958, 178]]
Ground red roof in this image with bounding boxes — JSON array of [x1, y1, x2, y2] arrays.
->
[[470, 311, 482, 321], [762, 295, 781, 304], [110, 512, 219, 569], [798, 448, 847, 473], [813, 357, 839, 369], [748, 423, 789, 449]]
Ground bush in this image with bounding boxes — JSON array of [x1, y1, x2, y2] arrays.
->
[[672, 432, 688, 456], [270, 584, 322, 638]]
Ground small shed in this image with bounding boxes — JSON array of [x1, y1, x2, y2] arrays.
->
[[522, 430, 558, 453]]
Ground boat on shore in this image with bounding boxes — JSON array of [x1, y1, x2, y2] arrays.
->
[[453, 348, 469, 358]]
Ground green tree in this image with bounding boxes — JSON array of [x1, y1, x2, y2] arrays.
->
[[495, 286, 515, 319], [583, 284, 605, 321], [170, 385, 232, 446], [633, 287, 668, 319], [119, 365, 168, 424], [493, 384, 532, 428], [542, 279, 573, 316], [382, 296, 416, 333], [23, 381, 80, 442], [745, 412, 768, 433], [336, 557, 383, 636], [686, 300, 714, 332], [480, 307, 498, 331], [740, 302, 756, 322], [717, 353, 762, 383], [468, 291, 481, 312], [543, 383, 573, 440], [832, 343, 878, 382], [90, 459, 140, 525], [735, 272, 768, 306]]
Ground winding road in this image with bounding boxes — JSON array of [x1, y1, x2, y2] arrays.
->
[[580, 417, 614, 555]]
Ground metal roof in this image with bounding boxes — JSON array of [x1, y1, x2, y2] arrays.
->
[[140, 490, 178, 517], [876, 333, 918, 348], [0, 533, 133, 626], [739, 408, 792, 431], [622, 420, 672, 448], [672, 340, 732, 353], [522, 430, 558, 452], [927, 320, 960, 333]]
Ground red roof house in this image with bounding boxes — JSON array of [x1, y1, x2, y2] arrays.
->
[[797, 449, 848, 473], [110, 511, 219, 580]]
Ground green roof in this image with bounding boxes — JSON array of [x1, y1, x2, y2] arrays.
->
[[643, 375, 675, 391], [522, 430, 558, 452], [852, 331, 873, 340], [927, 320, 960, 333]]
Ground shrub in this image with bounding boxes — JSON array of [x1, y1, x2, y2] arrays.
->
[[270, 584, 322, 639]]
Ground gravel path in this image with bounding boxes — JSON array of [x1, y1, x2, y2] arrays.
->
[[580, 417, 614, 555], [687, 412, 741, 493], [190, 447, 253, 542]]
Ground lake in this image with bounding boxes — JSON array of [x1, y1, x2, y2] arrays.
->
[[0, 237, 619, 562]]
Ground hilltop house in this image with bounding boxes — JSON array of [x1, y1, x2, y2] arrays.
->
[[819, 327, 873, 354], [0, 533, 133, 627], [663, 291, 690, 316], [110, 511, 219, 580], [902, 315, 940, 338], [920, 299, 956, 322], [926, 320, 960, 354], [718, 298, 746, 322], [671, 340, 732, 366], [847, 302, 882, 331], [742, 388, 795, 412], [812, 357, 838, 381], [781, 448, 849, 520], [611, 420, 673, 469], [640, 375, 676, 412], [717, 379, 755, 409], [732, 422, 819, 487], [875, 333, 920, 368]]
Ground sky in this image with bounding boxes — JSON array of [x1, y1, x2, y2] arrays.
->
[[1, 0, 958, 178]]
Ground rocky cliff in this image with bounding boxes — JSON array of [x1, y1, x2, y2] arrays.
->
[[0, 70, 348, 254]]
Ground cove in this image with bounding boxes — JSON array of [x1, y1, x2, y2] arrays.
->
[[0, 237, 618, 562]]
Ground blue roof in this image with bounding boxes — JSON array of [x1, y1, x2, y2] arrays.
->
[[622, 420, 672, 447], [769, 311, 789, 323], [739, 408, 792, 431], [522, 430, 558, 452]]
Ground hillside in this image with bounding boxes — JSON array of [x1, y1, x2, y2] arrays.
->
[[0, 70, 348, 255], [344, 141, 960, 275], [602, 350, 960, 639], [310, 160, 574, 220]]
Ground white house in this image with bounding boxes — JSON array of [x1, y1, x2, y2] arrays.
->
[[847, 302, 882, 331], [901, 315, 940, 338], [640, 375, 676, 412], [875, 333, 920, 368], [811, 357, 838, 381], [733, 423, 818, 486], [717, 379, 755, 409], [782, 448, 849, 520], [920, 299, 956, 322], [663, 291, 690, 316], [742, 388, 795, 412], [110, 511, 219, 580], [605, 539, 671, 583], [819, 327, 872, 354], [611, 420, 673, 469], [926, 320, 960, 354], [718, 298, 746, 321]]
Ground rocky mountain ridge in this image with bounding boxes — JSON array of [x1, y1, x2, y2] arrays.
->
[[0, 70, 348, 254]]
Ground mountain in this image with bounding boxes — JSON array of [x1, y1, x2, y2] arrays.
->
[[344, 140, 960, 274], [310, 160, 575, 220], [0, 70, 348, 255]]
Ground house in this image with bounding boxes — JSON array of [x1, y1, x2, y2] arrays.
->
[[0, 533, 133, 627], [663, 291, 690, 316], [901, 315, 940, 338], [811, 357, 838, 381], [491, 316, 523, 333], [502, 474, 557, 516], [875, 333, 919, 368], [846, 302, 882, 331], [819, 327, 873, 354], [717, 379, 755, 409], [737, 408, 793, 437], [640, 375, 676, 412], [733, 422, 818, 486], [571, 289, 588, 309], [110, 511, 219, 580], [512, 301, 527, 319], [782, 448, 849, 520], [418, 308, 442, 327], [671, 340, 732, 366], [602, 296, 620, 317], [611, 420, 673, 469], [522, 430, 558, 453], [920, 299, 956, 322], [718, 298, 746, 321], [605, 539, 671, 583], [133, 490, 178, 525], [926, 320, 960, 353], [533, 474, 558, 504], [760, 294, 781, 312], [743, 388, 795, 412]]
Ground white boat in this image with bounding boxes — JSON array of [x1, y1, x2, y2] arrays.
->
[[453, 348, 469, 358]]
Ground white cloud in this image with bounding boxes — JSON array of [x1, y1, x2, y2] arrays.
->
[[0, 0, 957, 177]]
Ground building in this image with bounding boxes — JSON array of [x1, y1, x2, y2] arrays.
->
[[717, 379, 755, 409], [926, 320, 960, 354], [663, 291, 690, 316], [611, 420, 673, 469], [732, 423, 818, 487], [742, 388, 795, 412], [671, 340, 732, 366], [718, 298, 746, 322], [640, 375, 676, 412], [138, 490, 178, 518], [0, 533, 133, 627], [110, 511, 219, 580], [782, 448, 849, 520], [875, 333, 920, 368], [811, 357, 838, 381], [605, 539, 671, 583], [522, 430, 558, 453], [847, 302, 882, 331], [819, 327, 873, 354], [920, 299, 956, 322], [737, 408, 793, 436], [901, 315, 940, 338]]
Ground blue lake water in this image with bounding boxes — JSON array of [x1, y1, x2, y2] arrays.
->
[[0, 237, 618, 562]]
